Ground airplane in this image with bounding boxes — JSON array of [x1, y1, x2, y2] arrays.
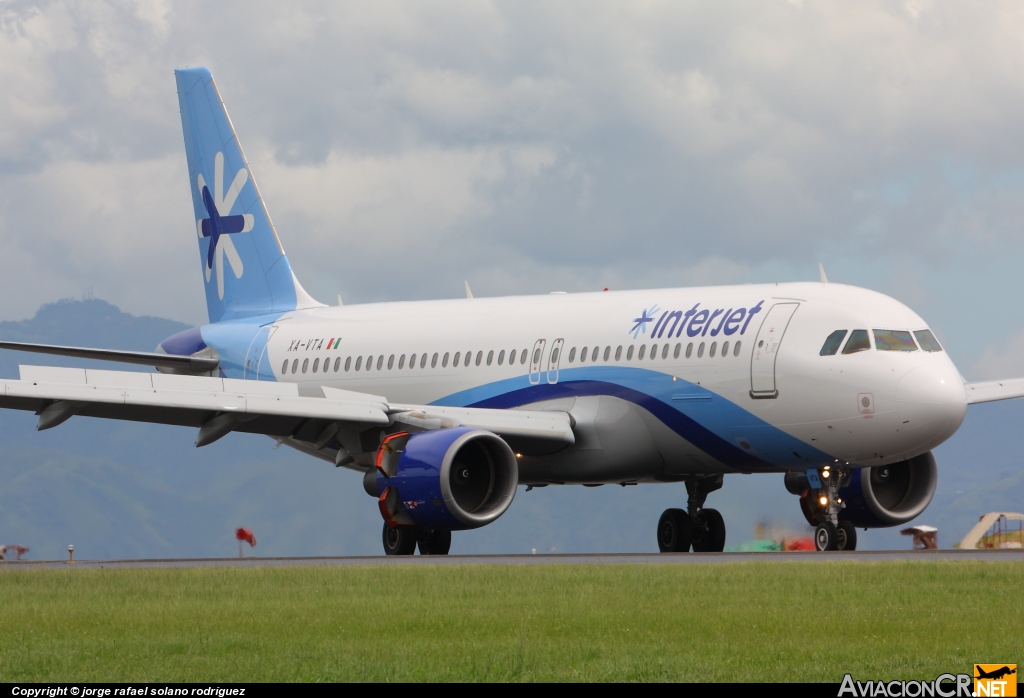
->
[[1, 67, 1021, 556], [975, 667, 1016, 681]]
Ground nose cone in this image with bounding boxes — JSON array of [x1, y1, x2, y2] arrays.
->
[[896, 364, 967, 448]]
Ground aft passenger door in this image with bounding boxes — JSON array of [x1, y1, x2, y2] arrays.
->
[[244, 324, 275, 380], [749, 303, 799, 399], [529, 339, 546, 385]]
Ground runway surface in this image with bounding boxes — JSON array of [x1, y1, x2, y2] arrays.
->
[[2, 548, 1023, 569]]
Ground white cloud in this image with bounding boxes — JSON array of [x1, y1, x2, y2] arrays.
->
[[0, 0, 1024, 367]]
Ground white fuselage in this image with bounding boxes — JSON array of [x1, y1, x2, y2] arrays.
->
[[204, 281, 967, 484]]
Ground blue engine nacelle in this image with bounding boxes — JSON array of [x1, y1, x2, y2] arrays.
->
[[366, 427, 519, 530], [838, 452, 938, 528]]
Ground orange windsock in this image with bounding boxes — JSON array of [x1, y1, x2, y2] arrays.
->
[[235, 528, 257, 547]]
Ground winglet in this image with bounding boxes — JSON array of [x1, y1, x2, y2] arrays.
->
[[818, 263, 828, 284], [464, 280, 474, 299]]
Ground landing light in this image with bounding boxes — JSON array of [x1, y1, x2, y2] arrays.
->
[[819, 495, 829, 507], [821, 470, 830, 479]]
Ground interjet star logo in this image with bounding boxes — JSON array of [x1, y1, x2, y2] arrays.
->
[[630, 304, 660, 339], [196, 152, 254, 299]]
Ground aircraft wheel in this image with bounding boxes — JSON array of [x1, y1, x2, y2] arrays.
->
[[657, 508, 693, 552], [382, 524, 417, 555], [692, 508, 726, 552], [837, 520, 858, 551], [417, 529, 452, 555], [815, 521, 839, 551]]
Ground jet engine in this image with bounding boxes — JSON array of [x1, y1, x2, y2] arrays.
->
[[788, 452, 938, 528], [363, 426, 518, 530]]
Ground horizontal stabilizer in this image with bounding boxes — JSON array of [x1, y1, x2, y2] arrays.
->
[[0, 341, 219, 372]]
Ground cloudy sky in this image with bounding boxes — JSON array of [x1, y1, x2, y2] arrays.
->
[[2, 0, 1024, 378]]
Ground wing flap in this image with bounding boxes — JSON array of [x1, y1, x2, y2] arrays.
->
[[964, 378, 1024, 404]]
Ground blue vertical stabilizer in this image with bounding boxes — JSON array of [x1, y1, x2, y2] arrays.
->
[[175, 67, 321, 323]]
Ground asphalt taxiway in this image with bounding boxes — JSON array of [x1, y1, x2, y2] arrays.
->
[[2, 548, 1022, 569]]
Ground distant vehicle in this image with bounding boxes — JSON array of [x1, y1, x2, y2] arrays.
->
[[1, 68, 1018, 556]]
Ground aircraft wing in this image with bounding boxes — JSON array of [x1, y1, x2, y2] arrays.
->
[[0, 365, 574, 466], [964, 378, 1024, 404]]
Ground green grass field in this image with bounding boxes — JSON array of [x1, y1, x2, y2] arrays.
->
[[0, 561, 1020, 682]]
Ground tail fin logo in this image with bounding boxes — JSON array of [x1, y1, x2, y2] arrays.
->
[[196, 152, 255, 299]]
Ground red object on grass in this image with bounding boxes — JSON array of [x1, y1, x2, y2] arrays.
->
[[235, 528, 257, 547]]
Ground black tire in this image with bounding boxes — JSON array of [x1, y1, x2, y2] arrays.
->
[[692, 508, 726, 552], [382, 524, 417, 555], [837, 520, 858, 551], [417, 529, 452, 555], [815, 521, 839, 551], [657, 508, 693, 552]]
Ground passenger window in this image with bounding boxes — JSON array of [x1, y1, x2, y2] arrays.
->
[[431, 353, 438, 368], [592, 347, 600, 362], [913, 329, 943, 352], [302, 359, 309, 373], [626, 345, 634, 360], [874, 330, 917, 352], [312, 358, 320, 372], [420, 354, 428, 369], [673, 343, 680, 359], [615, 346, 623, 361], [453, 352, 460, 367], [697, 342, 705, 358], [580, 346, 588, 363], [733, 341, 741, 357], [366, 355, 373, 370], [650, 344, 657, 360], [465, 352, 472, 367], [709, 342, 717, 358], [638, 345, 646, 360], [388, 355, 395, 370], [521, 349, 528, 365], [661, 344, 669, 359], [377, 355, 384, 370], [686, 343, 693, 358], [292, 359, 299, 373], [603, 346, 610, 361], [568, 347, 576, 363], [487, 350, 494, 366], [476, 351, 483, 366], [408, 353, 416, 369], [282, 359, 289, 374], [345, 357, 352, 372], [842, 330, 871, 354], [498, 350, 505, 365], [509, 349, 517, 364], [354, 356, 362, 371], [551, 347, 559, 363], [819, 330, 848, 356], [442, 353, 449, 368], [399, 354, 406, 369]]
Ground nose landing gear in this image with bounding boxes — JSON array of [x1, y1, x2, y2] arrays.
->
[[810, 466, 857, 551], [657, 475, 726, 553]]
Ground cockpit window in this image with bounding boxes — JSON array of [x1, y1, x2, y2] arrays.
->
[[820, 330, 848, 356], [913, 329, 943, 352], [842, 330, 871, 354], [874, 329, 918, 352]]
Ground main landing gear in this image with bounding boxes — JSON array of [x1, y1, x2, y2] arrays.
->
[[382, 524, 452, 556], [657, 475, 726, 553]]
